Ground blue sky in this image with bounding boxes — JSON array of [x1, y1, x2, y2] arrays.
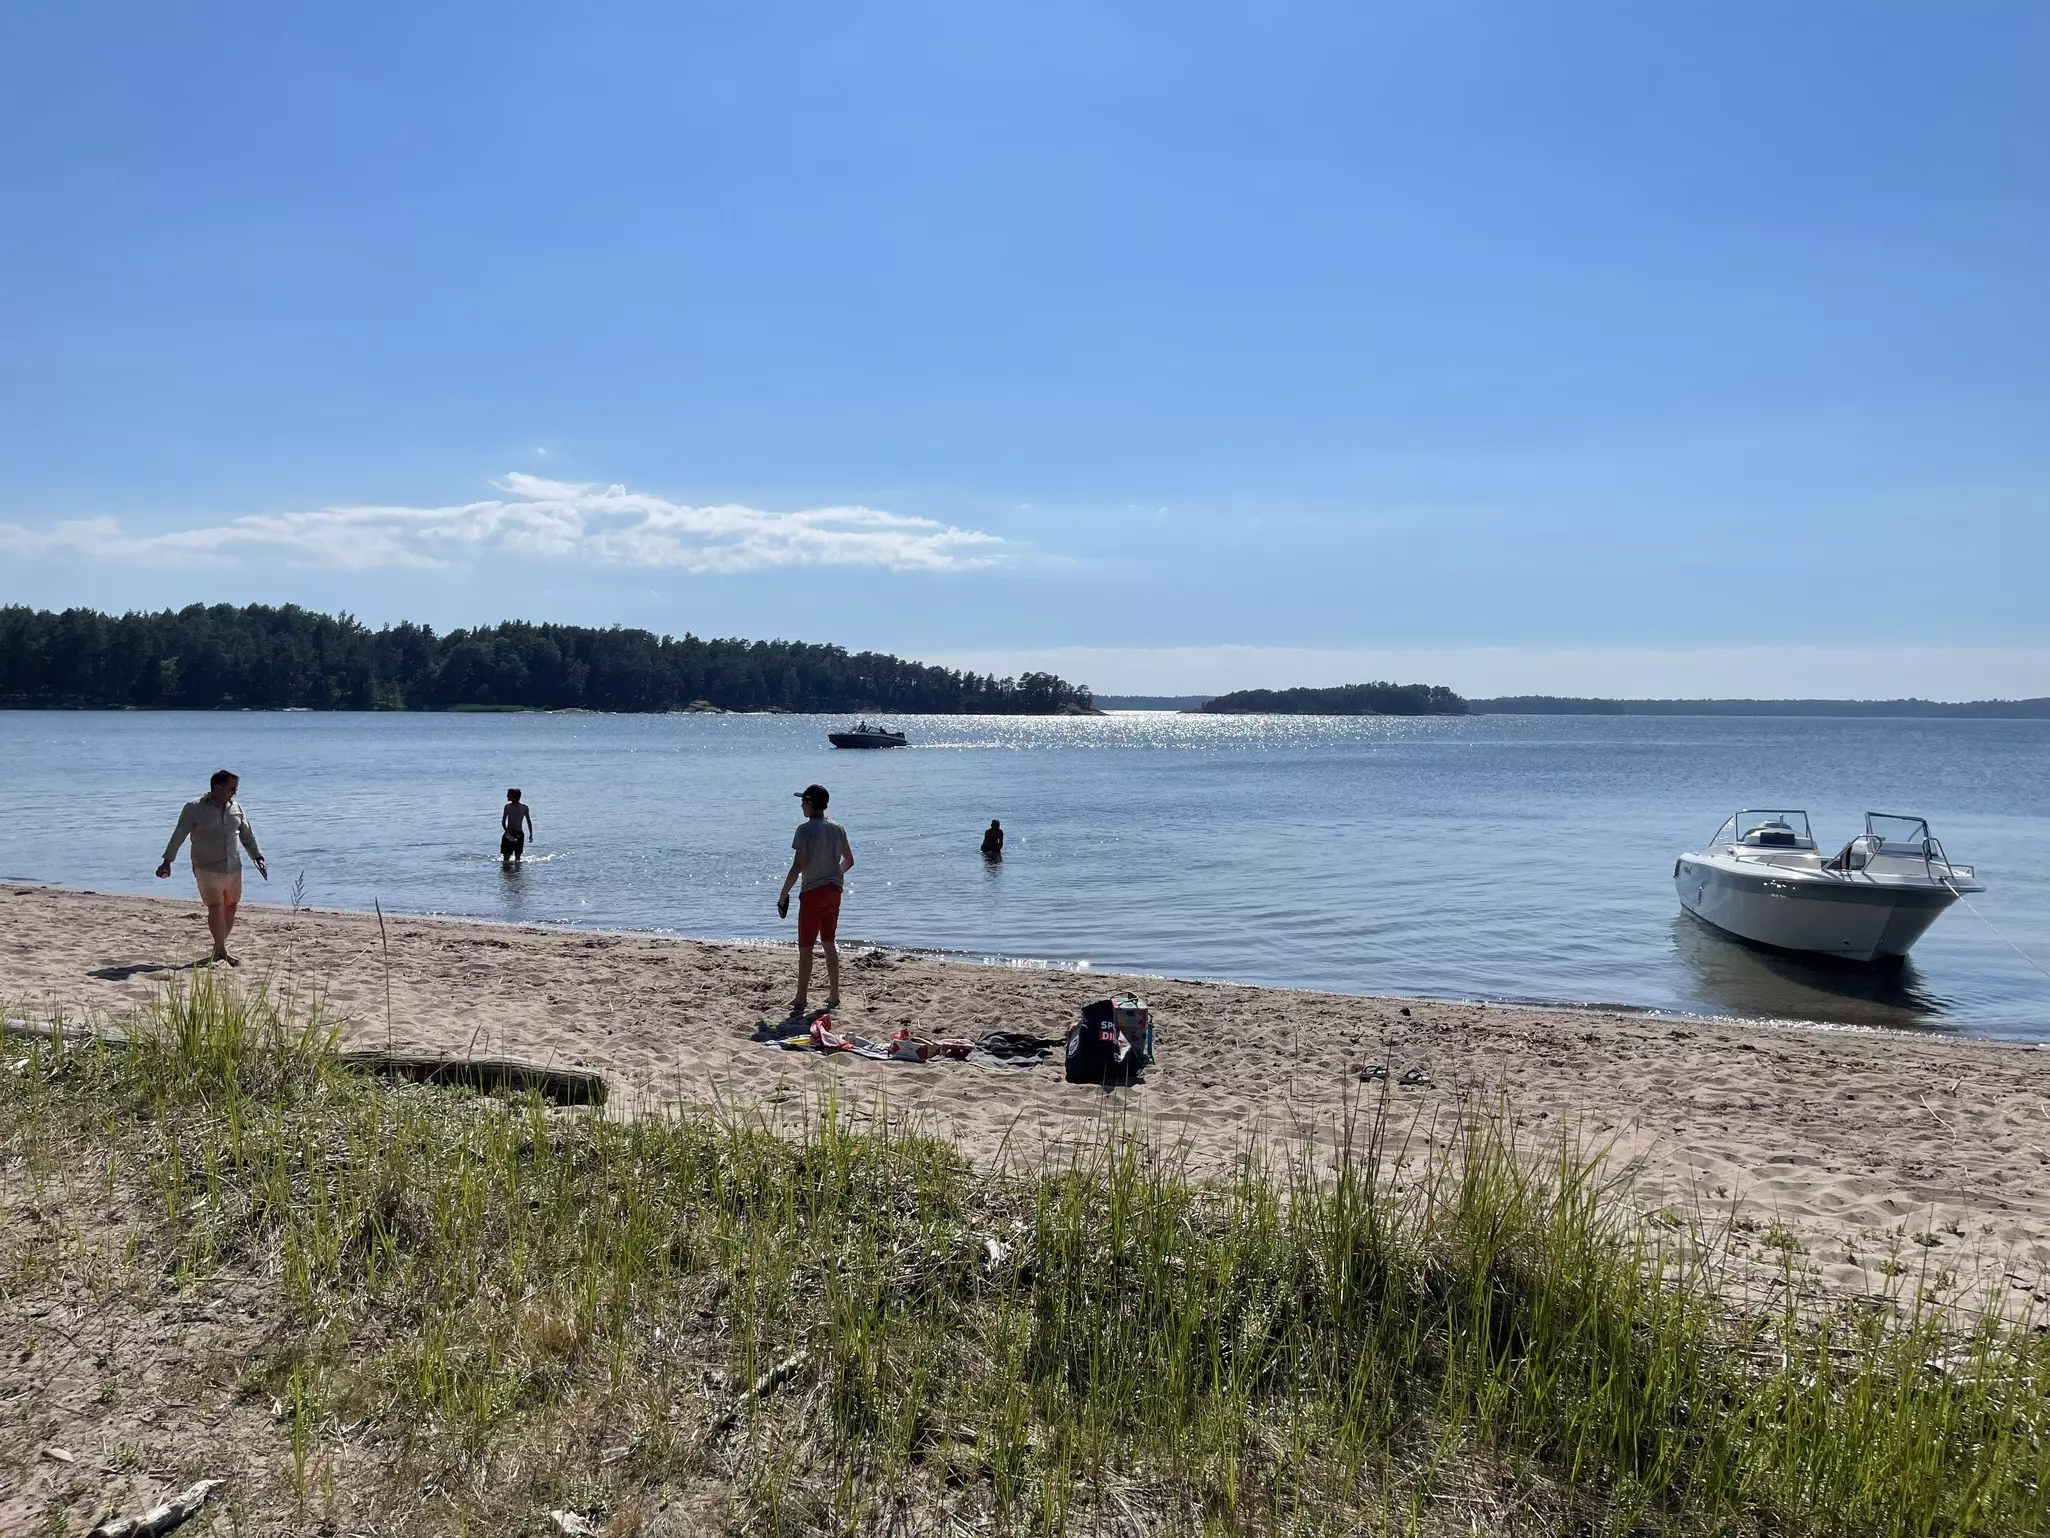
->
[[2, 2, 2045, 696]]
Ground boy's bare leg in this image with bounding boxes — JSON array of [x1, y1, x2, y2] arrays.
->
[[792, 943, 814, 1017], [823, 937, 841, 1009]]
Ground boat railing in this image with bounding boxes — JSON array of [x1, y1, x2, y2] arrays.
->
[[1827, 821, 1973, 886], [1923, 835, 1974, 887]]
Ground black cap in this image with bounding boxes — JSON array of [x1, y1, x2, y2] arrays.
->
[[796, 783, 830, 809]]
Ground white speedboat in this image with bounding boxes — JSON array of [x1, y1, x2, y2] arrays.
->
[[1675, 810, 1981, 963]]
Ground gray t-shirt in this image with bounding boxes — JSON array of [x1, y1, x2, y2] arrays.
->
[[792, 817, 850, 893]]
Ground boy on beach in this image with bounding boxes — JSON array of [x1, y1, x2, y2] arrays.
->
[[501, 789, 535, 865], [776, 783, 854, 1016], [156, 768, 267, 966]]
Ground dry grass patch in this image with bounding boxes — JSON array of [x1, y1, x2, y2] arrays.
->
[[2, 972, 2046, 1536]]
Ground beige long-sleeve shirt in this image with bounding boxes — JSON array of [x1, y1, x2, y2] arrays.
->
[[162, 797, 264, 874]]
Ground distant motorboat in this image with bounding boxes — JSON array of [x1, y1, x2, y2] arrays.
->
[[1675, 809, 1982, 963], [829, 720, 908, 749]]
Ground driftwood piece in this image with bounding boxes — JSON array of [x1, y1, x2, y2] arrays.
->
[[4, 1021, 605, 1107], [2, 1019, 118, 1048], [338, 1050, 608, 1106], [88, 1476, 230, 1538], [702, 1352, 810, 1444]]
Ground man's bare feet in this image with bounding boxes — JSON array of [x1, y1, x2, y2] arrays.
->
[[787, 999, 808, 1020], [219, 952, 241, 968], [824, 996, 842, 1010]]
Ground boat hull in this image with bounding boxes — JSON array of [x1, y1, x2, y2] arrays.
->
[[1675, 857, 1957, 963], [829, 733, 907, 749]]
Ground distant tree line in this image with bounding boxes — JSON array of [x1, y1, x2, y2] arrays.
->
[[0, 604, 1095, 715], [1468, 696, 2050, 718], [1201, 682, 1469, 716]]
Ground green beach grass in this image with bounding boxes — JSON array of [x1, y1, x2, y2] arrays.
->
[[4, 973, 2046, 1534]]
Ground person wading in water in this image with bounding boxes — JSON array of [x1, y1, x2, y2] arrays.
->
[[157, 768, 268, 966], [501, 788, 535, 866], [980, 818, 1005, 859], [776, 783, 854, 1017]]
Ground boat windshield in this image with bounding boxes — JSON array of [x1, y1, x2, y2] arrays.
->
[[1716, 809, 1815, 850], [1864, 813, 1932, 853]]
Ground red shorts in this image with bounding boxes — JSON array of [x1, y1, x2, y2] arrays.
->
[[797, 884, 842, 949]]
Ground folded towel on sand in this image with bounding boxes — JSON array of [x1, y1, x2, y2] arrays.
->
[[762, 1023, 1061, 1070], [974, 1030, 1063, 1060]]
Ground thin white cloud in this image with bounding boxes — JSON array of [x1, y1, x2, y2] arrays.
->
[[0, 473, 1007, 575]]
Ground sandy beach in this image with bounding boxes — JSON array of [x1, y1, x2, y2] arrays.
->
[[7, 881, 2049, 1307]]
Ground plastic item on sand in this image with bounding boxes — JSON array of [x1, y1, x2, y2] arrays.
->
[[1111, 995, 1153, 1062], [887, 1027, 933, 1062], [884, 1026, 975, 1063], [811, 1017, 853, 1052]]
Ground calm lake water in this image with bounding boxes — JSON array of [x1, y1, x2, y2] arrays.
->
[[3, 710, 2047, 1041]]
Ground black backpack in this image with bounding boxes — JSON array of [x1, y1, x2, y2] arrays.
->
[[1065, 996, 1152, 1084]]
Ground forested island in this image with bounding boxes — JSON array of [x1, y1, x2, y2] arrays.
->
[[1201, 682, 1469, 715], [1469, 695, 2050, 718], [0, 604, 1095, 715]]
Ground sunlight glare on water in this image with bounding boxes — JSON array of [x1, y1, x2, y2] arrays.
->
[[2, 710, 2046, 1040]]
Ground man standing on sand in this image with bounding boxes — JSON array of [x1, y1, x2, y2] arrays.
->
[[501, 788, 535, 866], [776, 783, 854, 1017], [156, 768, 267, 966]]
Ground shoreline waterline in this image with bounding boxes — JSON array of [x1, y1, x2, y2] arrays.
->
[[6, 877, 2002, 1050]]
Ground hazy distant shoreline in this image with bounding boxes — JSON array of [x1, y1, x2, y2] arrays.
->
[[1466, 695, 2050, 719], [1096, 693, 2050, 719]]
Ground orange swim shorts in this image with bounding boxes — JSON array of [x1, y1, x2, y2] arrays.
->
[[194, 868, 244, 908], [797, 884, 842, 949]]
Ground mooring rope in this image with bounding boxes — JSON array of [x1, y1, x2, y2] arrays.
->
[[1945, 880, 2050, 989]]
